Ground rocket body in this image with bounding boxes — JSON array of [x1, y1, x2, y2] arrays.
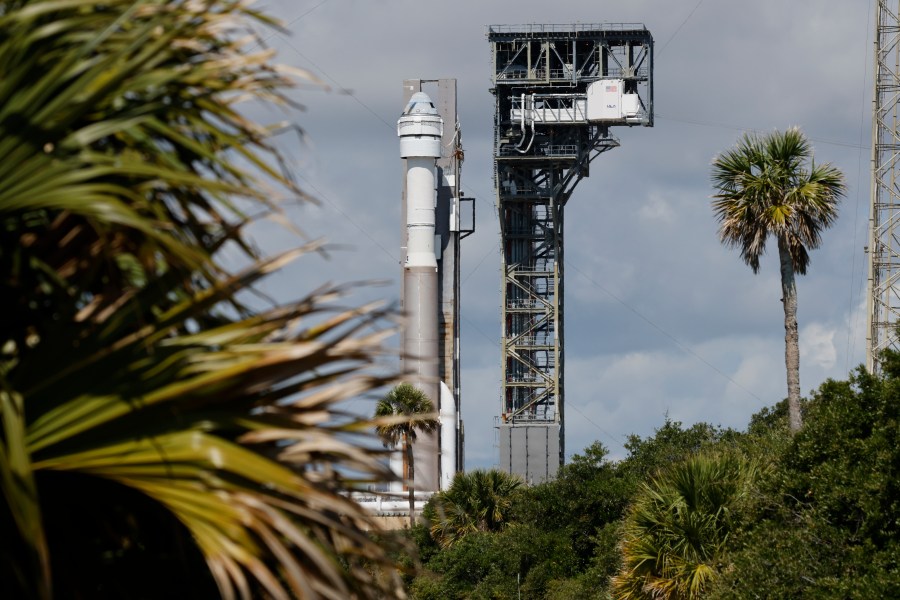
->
[[399, 92, 443, 269], [405, 157, 438, 268]]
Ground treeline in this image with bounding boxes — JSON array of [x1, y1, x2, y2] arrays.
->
[[398, 355, 900, 599]]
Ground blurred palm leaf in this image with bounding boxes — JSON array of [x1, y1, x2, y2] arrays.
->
[[0, 0, 309, 355], [0, 1, 405, 598]]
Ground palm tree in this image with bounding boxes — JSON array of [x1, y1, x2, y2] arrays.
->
[[0, 1, 404, 598], [375, 383, 440, 527], [711, 128, 846, 432], [427, 469, 523, 548], [612, 453, 753, 600]]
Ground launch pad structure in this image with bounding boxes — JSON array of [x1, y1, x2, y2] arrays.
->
[[489, 24, 654, 482]]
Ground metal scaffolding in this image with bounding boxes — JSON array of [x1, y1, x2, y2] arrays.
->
[[868, 2, 900, 373], [488, 24, 653, 482]]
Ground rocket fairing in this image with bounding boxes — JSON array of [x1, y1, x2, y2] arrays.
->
[[398, 92, 443, 269]]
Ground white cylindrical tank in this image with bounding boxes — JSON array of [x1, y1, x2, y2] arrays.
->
[[389, 450, 404, 493], [439, 381, 458, 491], [398, 92, 443, 269]]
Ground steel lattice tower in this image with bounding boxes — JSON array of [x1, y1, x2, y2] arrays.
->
[[489, 24, 653, 482], [868, 1, 900, 373]]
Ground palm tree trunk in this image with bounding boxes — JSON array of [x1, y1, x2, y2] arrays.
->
[[778, 237, 802, 433], [406, 437, 415, 528]]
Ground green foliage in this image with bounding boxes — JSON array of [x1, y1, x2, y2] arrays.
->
[[375, 383, 440, 526], [410, 420, 733, 599], [375, 383, 440, 449], [613, 453, 753, 600], [620, 420, 727, 480], [428, 469, 523, 547], [513, 442, 629, 573], [708, 359, 900, 599], [408, 364, 900, 600], [412, 524, 578, 600]]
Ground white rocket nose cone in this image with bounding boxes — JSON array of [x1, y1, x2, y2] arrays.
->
[[402, 92, 439, 116], [398, 91, 443, 157]]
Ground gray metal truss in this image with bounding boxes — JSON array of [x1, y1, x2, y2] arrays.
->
[[868, 2, 900, 373], [489, 24, 653, 480]]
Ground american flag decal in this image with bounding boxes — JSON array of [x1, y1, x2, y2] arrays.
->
[[606, 85, 617, 92]]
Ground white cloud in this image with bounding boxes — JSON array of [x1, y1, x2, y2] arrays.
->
[[638, 193, 675, 223], [801, 322, 838, 370]]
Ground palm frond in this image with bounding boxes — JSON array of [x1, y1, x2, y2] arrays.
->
[[10, 253, 406, 598], [427, 469, 523, 548], [613, 453, 753, 600], [1, 1, 408, 598], [374, 383, 439, 447], [710, 127, 845, 275]]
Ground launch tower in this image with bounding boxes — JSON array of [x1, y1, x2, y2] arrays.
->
[[868, 1, 900, 373], [489, 24, 653, 482]]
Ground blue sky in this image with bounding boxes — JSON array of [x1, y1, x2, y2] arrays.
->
[[245, 0, 874, 468]]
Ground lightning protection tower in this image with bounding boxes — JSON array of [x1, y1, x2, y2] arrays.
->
[[489, 24, 653, 482], [868, 1, 900, 373]]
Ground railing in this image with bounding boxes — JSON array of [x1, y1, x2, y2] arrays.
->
[[510, 260, 555, 272], [510, 335, 554, 347], [498, 181, 552, 194], [506, 227, 544, 235], [511, 94, 587, 124], [352, 491, 435, 516], [488, 23, 648, 35], [544, 144, 577, 156], [497, 68, 543, 80]]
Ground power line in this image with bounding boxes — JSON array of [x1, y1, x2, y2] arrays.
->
[[566, 259, 764, 403], [657, 113, 870, 150], [248, 0, 337, 51], [845, 1, 874, 371], [657, 0, 706, 57], [268, 29, 501, 218], [286, 0, 336, 26], [293, 172, 398, 264], [568, 403, 624, 446]]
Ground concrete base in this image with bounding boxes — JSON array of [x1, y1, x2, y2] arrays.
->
[[499, 423, 560, 484]]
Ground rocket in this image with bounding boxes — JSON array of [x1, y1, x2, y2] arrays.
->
[[397, 92, 458, 492]]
